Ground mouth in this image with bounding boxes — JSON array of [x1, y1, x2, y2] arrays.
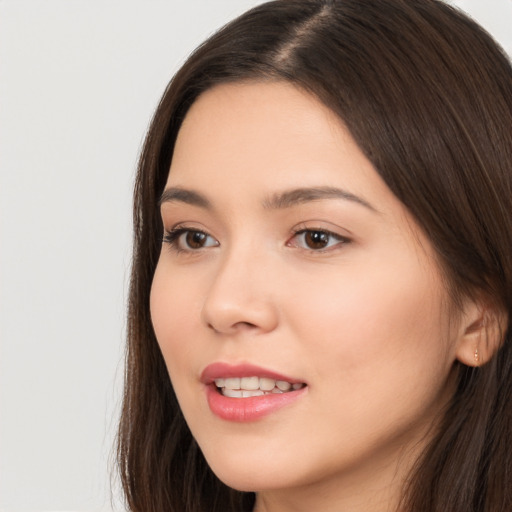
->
[[214, 376, 306, 398], [201, 363, 308, 422]]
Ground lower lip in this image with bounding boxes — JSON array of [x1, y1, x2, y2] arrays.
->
[[205, 384, 307, 422]]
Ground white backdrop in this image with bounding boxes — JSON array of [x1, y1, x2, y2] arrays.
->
[[1, 1, 510, 511]]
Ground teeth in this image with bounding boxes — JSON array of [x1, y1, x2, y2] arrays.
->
[[223, 388, 243, 398], [214, 375, 305, 397], [276, 380, 291, 391], [224, 377, 241, 390], [222, 388, 266, 398], [242, 390, 264, 397], [240, 376, 259, 390], [259, 377, 276, 391]]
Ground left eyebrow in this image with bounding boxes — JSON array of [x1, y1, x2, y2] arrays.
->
[[262, 186, 379, 213]]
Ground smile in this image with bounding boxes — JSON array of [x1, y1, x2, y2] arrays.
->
[[214, 376, 305, 397], [202, 363, 308, 421]]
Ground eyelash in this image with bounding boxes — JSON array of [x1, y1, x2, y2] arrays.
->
[[288, 228, 351, 252], [162, 226, 351, 253], [163, 227, 218, 253]]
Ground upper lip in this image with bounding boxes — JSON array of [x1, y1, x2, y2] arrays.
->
[[200, 362, 305, 385]]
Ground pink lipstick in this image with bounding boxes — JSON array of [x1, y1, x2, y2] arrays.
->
[[201, 362, 307, 422]]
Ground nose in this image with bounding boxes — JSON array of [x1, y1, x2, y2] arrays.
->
[[201, 246, 279, 336]]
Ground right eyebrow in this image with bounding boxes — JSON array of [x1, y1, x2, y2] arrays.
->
[[158, 187, 211, 209]]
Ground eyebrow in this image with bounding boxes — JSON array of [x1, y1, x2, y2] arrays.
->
[[263, 186, 378, 212], [159, 185, 378, 213], [158, 187, 211, 208]]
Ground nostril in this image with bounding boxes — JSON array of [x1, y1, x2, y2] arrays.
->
[[208, 322, 219, 333], [237, 321, 258, 329], [208, 320, 258, 333]]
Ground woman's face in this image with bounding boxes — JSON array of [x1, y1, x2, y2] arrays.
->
[[151, 82, 464, 505]]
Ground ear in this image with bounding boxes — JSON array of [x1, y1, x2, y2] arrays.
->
[[455, 299, 507, 367]]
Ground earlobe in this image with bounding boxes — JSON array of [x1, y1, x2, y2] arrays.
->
[[455, 301, 507, 367]]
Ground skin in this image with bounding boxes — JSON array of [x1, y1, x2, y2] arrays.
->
[[150, 82, 479, 512]]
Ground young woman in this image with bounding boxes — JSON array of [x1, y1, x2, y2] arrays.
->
[[117, 1, 512, 511]]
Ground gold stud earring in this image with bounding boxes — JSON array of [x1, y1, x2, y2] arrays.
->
[[474, 348, 480, 365]]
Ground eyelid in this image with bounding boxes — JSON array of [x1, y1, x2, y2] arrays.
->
[[287, 223, 352, 252], [289, 221, 352, 239], [162, 224, 219, 253]]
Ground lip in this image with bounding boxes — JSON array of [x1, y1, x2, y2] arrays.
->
[[201, 362, 307, 422], [201, 362, 304, 384]]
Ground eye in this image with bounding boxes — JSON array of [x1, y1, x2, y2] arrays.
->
[[288, 229, 349, 251], [163, 228, 219, 252]]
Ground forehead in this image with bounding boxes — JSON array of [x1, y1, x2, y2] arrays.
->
[[169, 81, 384, 199]]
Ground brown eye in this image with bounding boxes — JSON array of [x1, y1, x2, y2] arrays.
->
[[303, 230, 330, 249], [288, 229, 350, 251], [163, 228, 219, 252], [185, 231, 208, 249]]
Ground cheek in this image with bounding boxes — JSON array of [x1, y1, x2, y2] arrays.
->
[[287, 256, 453, 387], [149, 261, 202, 373], [280, 259, 457, 460]]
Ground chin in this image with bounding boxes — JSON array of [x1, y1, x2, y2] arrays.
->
[[203, 450, 300, 493]]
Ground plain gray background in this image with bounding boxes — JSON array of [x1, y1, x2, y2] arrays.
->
[[1, 1, 511, 510]]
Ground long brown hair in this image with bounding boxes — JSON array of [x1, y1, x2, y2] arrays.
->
[[117, 1, 512, 510]]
